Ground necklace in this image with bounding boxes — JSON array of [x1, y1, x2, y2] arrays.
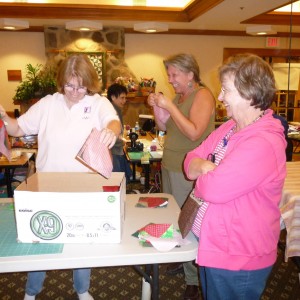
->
[[224, 111, 265, 145], [236, 111, 265, 132], [251, 112, 264, 124]]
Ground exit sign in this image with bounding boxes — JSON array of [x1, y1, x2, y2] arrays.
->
[[266, 37, 280, 48]]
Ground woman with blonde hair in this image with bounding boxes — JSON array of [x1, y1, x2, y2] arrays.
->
[[148, 53, 215, 299], [0, 54, 121, 300]]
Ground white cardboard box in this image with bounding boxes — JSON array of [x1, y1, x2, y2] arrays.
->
[[14, 172, 125, 244]]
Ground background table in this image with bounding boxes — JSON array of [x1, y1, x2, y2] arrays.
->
[[288, 134, 300, 153], [0, 193, 197, 299], [124, 132, 163, 190], [0, 152, 33, 197]]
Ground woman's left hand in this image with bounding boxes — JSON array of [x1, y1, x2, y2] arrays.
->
[[99, 128, 117, 149]]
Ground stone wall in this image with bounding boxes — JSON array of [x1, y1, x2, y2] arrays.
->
[[44, 26, 137, 92]]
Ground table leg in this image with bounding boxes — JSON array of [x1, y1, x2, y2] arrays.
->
[[132, 162, 136, 181], [133, 264, 160, 300], [144, 164, 150, 190], [4, 168, 13, 198], [151, 264, 159, 300]]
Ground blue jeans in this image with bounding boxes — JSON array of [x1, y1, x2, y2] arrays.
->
[[112, 154, 132, 182], [199, 265, 273, 300], [25, 269, 91, 296]]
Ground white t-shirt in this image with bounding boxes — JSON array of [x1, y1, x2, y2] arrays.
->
[[17, 93, 119, 172]]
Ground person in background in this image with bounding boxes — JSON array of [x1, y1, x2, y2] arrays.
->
[[0, 54, 121, 300], [183, 53, 286, 300], [147, 53, 215, 300], [273, 114, 293, 161], [107, 83, 133, 182]]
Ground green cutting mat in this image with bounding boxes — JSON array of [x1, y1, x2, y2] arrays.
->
[[0, 203, 64, 257], [127, 152, 152, 160], [127, 152, 145, 160]]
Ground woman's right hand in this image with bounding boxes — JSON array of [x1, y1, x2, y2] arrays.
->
[[0, 105, 8, 119], [0, 104, 25, 137], [147, 93, 156, 107]]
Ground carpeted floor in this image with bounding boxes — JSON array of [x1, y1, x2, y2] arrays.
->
[[0, 241, 299, 299]]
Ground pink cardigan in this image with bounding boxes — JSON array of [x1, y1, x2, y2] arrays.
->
[[184, 109, 287, 270]]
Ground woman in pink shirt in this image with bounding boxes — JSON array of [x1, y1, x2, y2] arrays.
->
[[184, 54, 287, 300]]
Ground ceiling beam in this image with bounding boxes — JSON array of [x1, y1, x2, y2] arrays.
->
[[0, 2, 225, 23], [184, 0, 224, 21], [0, 3, 186, 22], [0, 1, 298, 36], [241, 12, 300, 26]]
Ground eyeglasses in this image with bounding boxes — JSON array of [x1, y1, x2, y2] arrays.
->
[[220, 87, 226, 95], [64, 83, 87, 94]]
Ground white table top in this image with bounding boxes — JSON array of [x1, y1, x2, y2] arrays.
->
[[0, 194, 197, 273]]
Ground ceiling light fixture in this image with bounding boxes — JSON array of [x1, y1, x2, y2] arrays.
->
[[0, 18, 29, 30], [66, 20, 103, 32], [246, 25, 277, 36], [133, 22, 168, 33]]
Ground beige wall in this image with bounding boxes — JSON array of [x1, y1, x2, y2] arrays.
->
[[0, 30, 299, 112], [0, 32, 46, 111]]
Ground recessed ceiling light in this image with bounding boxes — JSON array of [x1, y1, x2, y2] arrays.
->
[[246, 25, 277, 36], [134, 22, 168, 33], [0, 18, 29, 30], [65, 20, 103, 32]]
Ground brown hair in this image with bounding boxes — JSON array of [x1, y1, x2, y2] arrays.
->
[[56, 54, 100, 95], [219, 53, 276, 110]]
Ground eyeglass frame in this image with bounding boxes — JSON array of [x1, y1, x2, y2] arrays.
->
[[220, 87, 227, 95], [64, 83, 87, 94]]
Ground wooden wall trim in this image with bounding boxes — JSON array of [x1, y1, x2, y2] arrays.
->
[[2, 27, 300, 38], [223, 48, 300, 61]]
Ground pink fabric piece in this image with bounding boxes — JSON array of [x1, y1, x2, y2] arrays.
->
[[141, 223, 171, 238], [76, 128, 113, 178], [153, 105, 170, 124], [0, 120, 11, 160]]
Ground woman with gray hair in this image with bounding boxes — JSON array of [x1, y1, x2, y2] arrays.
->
[[184, 53, 286, 299], [148, 53, 215, 299]]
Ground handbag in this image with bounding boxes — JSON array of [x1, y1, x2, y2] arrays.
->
[[178, 189, 204, 239]]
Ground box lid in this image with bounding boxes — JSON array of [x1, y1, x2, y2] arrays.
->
[[15, 172, 125, 193]]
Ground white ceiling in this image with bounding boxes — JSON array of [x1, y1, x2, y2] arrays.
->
[[0, 0, 299, 33]]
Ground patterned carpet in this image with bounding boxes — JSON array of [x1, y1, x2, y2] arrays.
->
[[0, 233, 299, 299]]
